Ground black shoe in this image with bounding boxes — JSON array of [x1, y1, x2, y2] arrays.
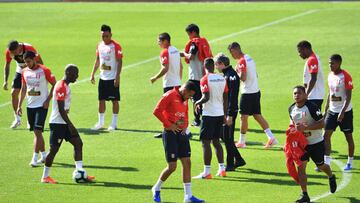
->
[[225, 166, 235, 171], [154, 133, 162, 138], [329, 174, 337, 193], [191, 120, 201, 127], [295, 193, 310, 203], [234, 158, 246, 168]]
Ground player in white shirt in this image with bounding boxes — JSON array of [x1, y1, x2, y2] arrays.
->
[[150, 32, 184, 138], [17, 51, 55, 167], [297, 40, 325, 109], [228, 42, 278, 149], [41, 64, 95, 184], [323, 54, 355, 170], [193, 57, 228, 179], [90, 24, 123, 131]]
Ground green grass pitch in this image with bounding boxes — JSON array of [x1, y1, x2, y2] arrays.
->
[[0, 2, 359, 202]]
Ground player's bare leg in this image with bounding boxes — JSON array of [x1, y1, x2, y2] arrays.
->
[[108, 100, 119, 130], [92, 100, 106, 130], [296, 161, 310, 202], [193, 140, 212, 179], [344, 133, 355, 170], [212, 139, 226, 177], [41, 143, 60, 184], [323, 130, 333, 166], [30, 130, 46, 167], [180, 157, 204, 202], [317, 163, 337, 193], [152, 161, 177, 200], [236, 114, 248, 148], [253, 114, 278, 148], [10, 88, 21, 128], [68, 137, 83, 161]]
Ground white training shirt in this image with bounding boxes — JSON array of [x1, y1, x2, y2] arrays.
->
[[303, 53, 325, 100], [236, 54, 260, 94], [159, 46, 181, 88], [96, 40, 123, 80], [49, 80, 71, 124], [328, 69, 353, 113], [200, 73, 228, 117], [21, 65, 56, 108]]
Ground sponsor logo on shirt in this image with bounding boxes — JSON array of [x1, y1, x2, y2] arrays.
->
[[229, 76, 237, 81], [161, 57, 167, 63], [57, 92, 65, 98], [310, 64, 317, 70]]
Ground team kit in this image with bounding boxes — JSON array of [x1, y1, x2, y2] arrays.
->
[[3, 23, 354, 203]]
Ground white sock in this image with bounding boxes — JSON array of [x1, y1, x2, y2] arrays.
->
[[42, 166, 50, 179], [347, 157, 354, 165], [98, 113, 105, 125], [184, 182, 192, 199], [75, 161, 83, 169], [204, 165, 211, 175], [14, 113, 21, 122], [41, 151, 47, 160], [264, 128, 274, 139], [324, 155, 331, 166], [153, 179, 163, 191], [219, 163, 225, 171], [239, 133, 246, 144], [111, 114, 118, 127], [32, 153, 39, 162]]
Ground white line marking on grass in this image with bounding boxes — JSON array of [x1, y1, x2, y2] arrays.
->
[[311, 159, 352, 202], [0, 9, 318, 108]]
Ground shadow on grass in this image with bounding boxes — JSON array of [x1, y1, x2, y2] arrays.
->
[[77, 128, 110, 135], [339, 196, 360, 203], [235, 128, 286, 134], [213, 175, 324, 186], [53, 162, 138, 172], [337, 154, 360, 160], [59, 181, 181, 191], [239, 168, 326, 179]]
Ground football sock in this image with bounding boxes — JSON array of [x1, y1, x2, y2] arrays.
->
[[98, 113, 105, 125], [239, 133, 246, 144], [111, 114, 118, 127], [41, 151, 47, 160], [264, 128, 274, 139], [324, 155, 331, 166], [14, 113, 21, 122], [153, 179, 163, 191], [75, 161, 83, 169], [32, 153, 39, 162], [219, 163, 225, 171], [42, 166, 50, 179], [347, 157, 354, 165], [184, 182, 192, 199], [204, 165, 211, 175]]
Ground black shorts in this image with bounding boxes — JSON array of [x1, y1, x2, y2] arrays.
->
[[301, 140, 325, 166], [163, 86, 180, 94], [98, 79, 120, 101], [162, 130, 191, 162], [49, 123, 80, 146], [27, 107, 48, 132], [189, 80, 201, 103], [200, 116, 224, 140], [325, 110, 353, 134], [240, 91, 261, 115], [309, 99, 323, 111], [12, 72, 22, 89]]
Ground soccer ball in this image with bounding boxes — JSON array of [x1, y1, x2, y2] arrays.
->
[[72, 169, 88, 183]]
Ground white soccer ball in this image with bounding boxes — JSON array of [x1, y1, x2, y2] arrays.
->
[[72, 169, 87, 183]]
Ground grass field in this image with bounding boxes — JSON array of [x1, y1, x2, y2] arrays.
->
[[0, 2, 359, 203]]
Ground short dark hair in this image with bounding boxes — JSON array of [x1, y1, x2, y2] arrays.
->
[[214, 53, 230, 66], [228, 42, 241, 50], [8, 40, 19, 51], [330, 54, 342, 63], [297, 40, 312, 49], [158, 32, 171, 42], [23, 51, 36, 60], [65, 64, 78, 73], [204, 58, 214, 70], [293, 85, 306, 93], [101, 24, 111, 33], [184, 80, 197, 92], [185, 24, 200, 34]]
